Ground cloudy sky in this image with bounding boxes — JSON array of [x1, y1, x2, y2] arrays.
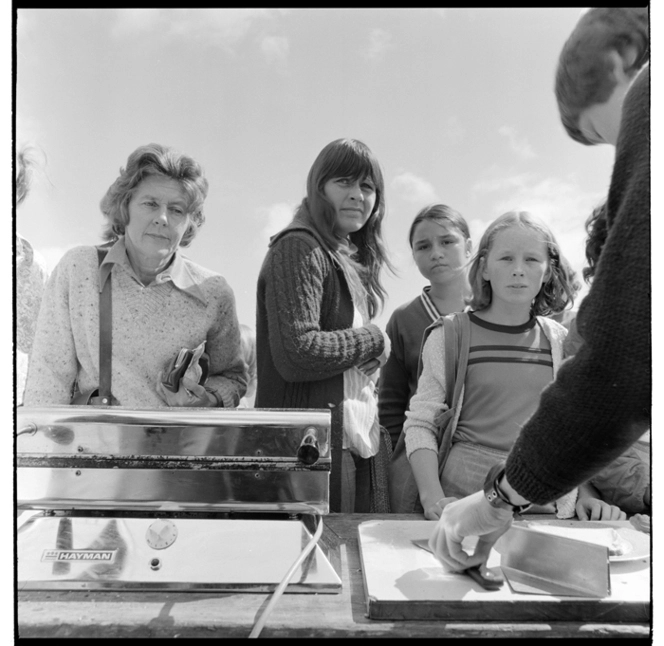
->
[[15, 7, 624, 333]]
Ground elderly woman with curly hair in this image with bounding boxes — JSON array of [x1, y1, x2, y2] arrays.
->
[[24, 143, 247, 408]]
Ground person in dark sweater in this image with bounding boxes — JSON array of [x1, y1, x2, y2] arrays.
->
[[563, 200, 651, 516], [428, 7, 650, 570], [255, 138, 393, 513], [379, 204, 472, 452]]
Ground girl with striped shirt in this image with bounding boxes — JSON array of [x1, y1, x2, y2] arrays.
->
[[403, 211, 625, 521]]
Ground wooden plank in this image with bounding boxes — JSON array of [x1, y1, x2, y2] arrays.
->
[[17, 514, 651, 638]]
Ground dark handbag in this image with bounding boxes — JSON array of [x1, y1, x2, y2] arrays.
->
[[387, 312, 470, 513], [71, 246, 117, 406]]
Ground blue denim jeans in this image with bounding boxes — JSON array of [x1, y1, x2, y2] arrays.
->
[[441, 441, 556, 513], [441, 441, 509, 499]]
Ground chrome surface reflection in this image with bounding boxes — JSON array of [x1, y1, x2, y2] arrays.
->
[[17, 406, 331, 514], [18, 515, 341, 592], [18, 468, 329, 513], [16, 407, 339, 593]]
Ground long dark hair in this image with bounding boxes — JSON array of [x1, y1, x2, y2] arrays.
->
[[293, 138, 393, 318]]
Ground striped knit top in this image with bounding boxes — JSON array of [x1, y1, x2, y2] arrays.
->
[[455, 312, 554, 451], [404, 311, 567, 457]]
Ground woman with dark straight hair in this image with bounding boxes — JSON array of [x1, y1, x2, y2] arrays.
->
[[256, 138, 393, 512]]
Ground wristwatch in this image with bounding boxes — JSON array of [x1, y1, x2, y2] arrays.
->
[[483, 462, 532, 515]]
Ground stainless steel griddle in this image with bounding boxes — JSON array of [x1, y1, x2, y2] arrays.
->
[[16, 406, 341, 593]]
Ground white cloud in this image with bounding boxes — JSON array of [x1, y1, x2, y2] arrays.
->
[[363, 28, 392, 62], [498, 126, 536, 160], [111, 8, 278, 52], [258, 202, 296, 244], [391, 172, 439, 204], [472, 171, 603, 230], [261, 35, 289, 65], [472, 171, 535, 194], [110, 8, 158, 36]]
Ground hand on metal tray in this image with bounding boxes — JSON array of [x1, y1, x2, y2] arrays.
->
[[427, 489, 513, 572]]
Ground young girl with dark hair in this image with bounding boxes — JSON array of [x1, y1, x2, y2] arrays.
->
[[255, 138, 393, 512], [379, 204, 472, 452], [378, 205, 473, 513]]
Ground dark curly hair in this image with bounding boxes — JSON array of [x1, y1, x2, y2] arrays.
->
[[555, 7, 649, 145], [582, 201, 608, 283]]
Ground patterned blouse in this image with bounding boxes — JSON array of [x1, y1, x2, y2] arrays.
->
[[16, 234, 49, 404]]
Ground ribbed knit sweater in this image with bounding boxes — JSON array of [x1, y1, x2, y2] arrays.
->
[[505, 65, 651, 504], [378, 289, 441, 448], [255, 220, 385, 412], [24, 242, 247, 409]]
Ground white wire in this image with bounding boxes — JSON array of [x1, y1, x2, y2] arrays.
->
[[248, 514, 324, 638]]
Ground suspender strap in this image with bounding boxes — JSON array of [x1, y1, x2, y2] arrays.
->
[[96, 247, 113, 405]]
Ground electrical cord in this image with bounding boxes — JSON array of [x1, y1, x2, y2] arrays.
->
[[248, 514, 324, 638]]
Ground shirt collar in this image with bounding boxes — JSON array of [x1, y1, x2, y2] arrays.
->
[[98, 237, 208, 306], [420, 286, 442, 322]]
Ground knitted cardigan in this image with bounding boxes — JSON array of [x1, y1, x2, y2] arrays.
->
[[24, 241, 247, 409], [255, 219, 385, 411], [378, 291, 441, 449], [505, 65, 651, 504]]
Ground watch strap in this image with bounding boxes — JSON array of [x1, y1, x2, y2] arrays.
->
[[483, 462, 532, 514]]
